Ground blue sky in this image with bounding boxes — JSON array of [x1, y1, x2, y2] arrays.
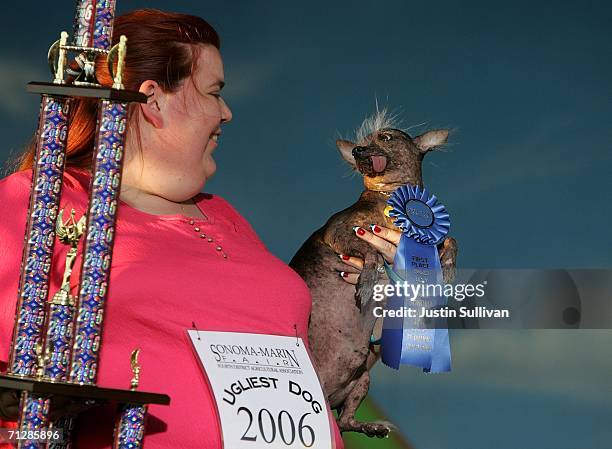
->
[[1, 0, 610, 267], [1, 2, 611, 447]]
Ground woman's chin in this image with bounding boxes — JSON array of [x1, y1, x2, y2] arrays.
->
[[203, 160, 216, 179], [193, 172, 213, 195], [178, 170, 211, 198]]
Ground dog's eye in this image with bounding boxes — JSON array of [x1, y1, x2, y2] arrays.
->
[[379, 133, 392, 142]]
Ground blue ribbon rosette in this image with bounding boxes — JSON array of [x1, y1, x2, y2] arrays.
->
[[380, 184, 452, 373]]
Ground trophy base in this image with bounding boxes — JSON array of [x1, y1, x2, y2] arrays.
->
[[26, 82, 147, 103], [0, 373, 170, 421]]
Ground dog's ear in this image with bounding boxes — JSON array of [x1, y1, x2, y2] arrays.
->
[[336, 139, 356, 166], [413, 129, 449, 153]]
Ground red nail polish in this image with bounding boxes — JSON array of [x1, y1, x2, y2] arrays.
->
[[356, 228, 366, 236], [341, 254, 350, 260], [373, 225, 381, 233]]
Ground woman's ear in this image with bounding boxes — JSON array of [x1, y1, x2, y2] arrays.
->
[[138, 80, 164, 128]]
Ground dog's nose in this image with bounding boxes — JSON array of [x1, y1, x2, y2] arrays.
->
[[352, 146, 367, 157]]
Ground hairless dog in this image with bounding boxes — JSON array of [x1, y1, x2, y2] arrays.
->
[[290, 111, 458, 437]]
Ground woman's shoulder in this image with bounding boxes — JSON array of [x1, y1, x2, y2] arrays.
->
[[0, 169, 33, 201], [0, 167, 90, 198], [0, 168, 90, 230], [0, 170, 34, 229], [197, 193, 265, 245], [199, 193, 243, 220], [0, 171, 34, 364]]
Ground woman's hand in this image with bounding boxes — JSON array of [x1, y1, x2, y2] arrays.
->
[[338, 225, 401, 285], [0, 389, 98, 421], [0, 389, 19, 420]]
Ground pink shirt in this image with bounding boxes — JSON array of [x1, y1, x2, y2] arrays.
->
[[0, 168, 343, 448]]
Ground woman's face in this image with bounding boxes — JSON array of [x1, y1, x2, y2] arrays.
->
[[125, 44, 232, 202]]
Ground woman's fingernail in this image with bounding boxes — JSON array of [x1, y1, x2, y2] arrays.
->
[[339, 254, 350, 261], [339, 271, 348, 278], [371, 224, 382, 233], [354, 227, 366, 236]]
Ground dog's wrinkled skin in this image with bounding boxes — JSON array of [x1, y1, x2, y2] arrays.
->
[[290, 125, 458, 437]]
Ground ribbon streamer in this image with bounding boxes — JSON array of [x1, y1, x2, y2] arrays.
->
[[380, 184, 452, 373]]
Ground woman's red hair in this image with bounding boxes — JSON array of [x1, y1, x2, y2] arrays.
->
[[15, 9, 220, 172]]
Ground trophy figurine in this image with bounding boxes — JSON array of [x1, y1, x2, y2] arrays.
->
[[42, 209, 85, 383], [0, 2, 170, 448], [112, 349, 147, 449], [53, 209, 86, 305]]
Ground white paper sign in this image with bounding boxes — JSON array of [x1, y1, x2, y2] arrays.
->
[[188, 330, 333, 449]]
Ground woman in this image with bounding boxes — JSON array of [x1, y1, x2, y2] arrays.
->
[[0, 9, 400, 448]]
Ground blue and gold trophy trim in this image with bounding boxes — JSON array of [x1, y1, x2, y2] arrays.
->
[[381, 184, 452, 373]]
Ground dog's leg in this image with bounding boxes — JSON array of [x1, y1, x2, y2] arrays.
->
[[356, 251, 384, 332], [438, 237, 458, 283], [337, 370, 391, 437]]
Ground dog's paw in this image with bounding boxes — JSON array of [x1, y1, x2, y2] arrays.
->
[[440, 237, 458, 283], [362, 421, 392, 438]]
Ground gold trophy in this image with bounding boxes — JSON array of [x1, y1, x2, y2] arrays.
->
[[39, 209, 86, 383], [0, 2, 169, 447], [51, 209, 86, 307]]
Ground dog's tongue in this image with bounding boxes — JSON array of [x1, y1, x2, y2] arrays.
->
[[371, 156, 387, 173]]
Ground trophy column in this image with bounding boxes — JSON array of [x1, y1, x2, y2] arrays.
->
[[68, 96, 129, 385], [7, 69, 72, 380], [6, 30, 73, 449]]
